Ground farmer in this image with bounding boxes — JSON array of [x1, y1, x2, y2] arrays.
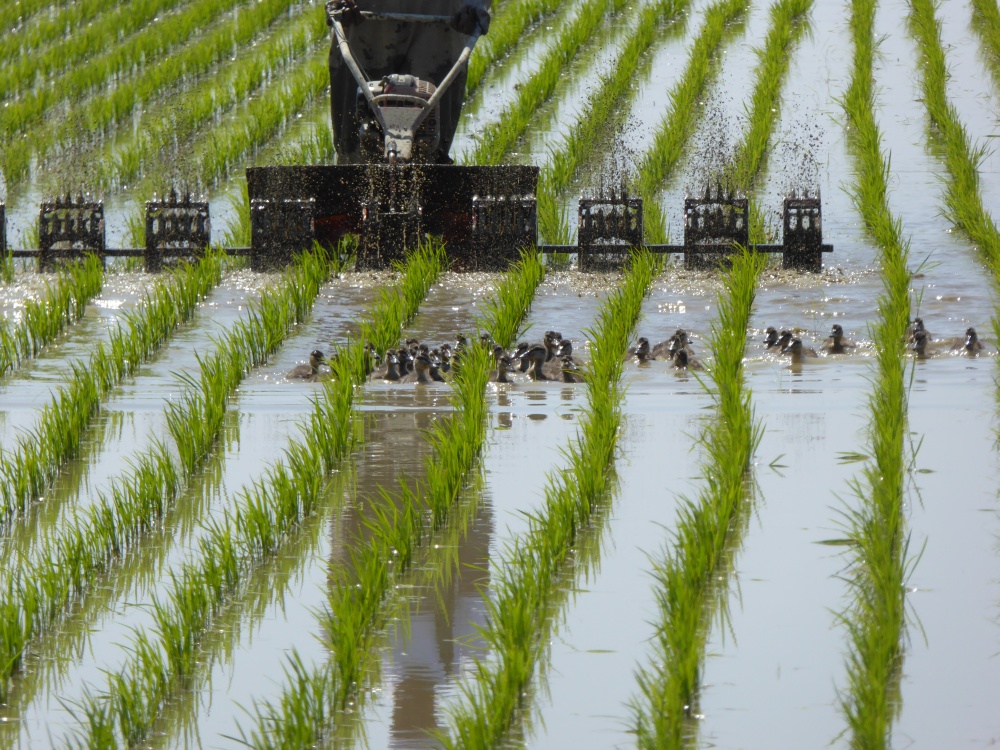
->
[[326, 0, 491, 164]]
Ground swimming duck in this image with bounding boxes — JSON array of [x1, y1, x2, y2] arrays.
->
[[767, 330, 794, 353], [632, 337, 656, 363], [783, 338, 818, 362], [907, 317, 931, 343], [521, 344, 550, 381], [561, 355, 585, 382], [379, 352, 403, 381], [438, 344, 453, 373], [820, 324, 855, 354], [763, 327, 779, 349], [286, 350, 327, 381], [513, 341, 533, 372], [490, 355, 517, 383], [911, 329, 934, 358], [543, 331, 563, 361], [652, 329, 694, 359], [952, 326, 985, 355], [401, 353, 433, 383], [673, 348, 703, 370]]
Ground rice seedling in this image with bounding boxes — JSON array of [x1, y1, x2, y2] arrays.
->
[[0, 252, 223, 529], [233, 250, 545, 749], [469, 0, 632, 166], [629, 248, 764, 749], [0, 244, 342, 705], [908, 0, 1000, 273], [0, 248, 14, 285], [534, 0, 690, 243], [439, 252, 659, 749], [0, 254, 104, 377], [635, 0, 750, 243], [831, 0, 915, 746]]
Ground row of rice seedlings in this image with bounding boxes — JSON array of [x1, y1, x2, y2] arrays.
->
[[440, 251, 659, 749], [93, 6, 327, 192], [38, 0, 314, 172], [727, 0, 813, 241], [0, 253, 224, 530], [0, 0, 82, 42], [634, 0, 750, 243], [466, 0, 563, 96], [535, 0, 690, 243], [0, 0, 191, 102], [628, 249, 764, 749], [234, 250, 545, 748], [0, 254, 103, 377], [908, 0, 1000, 272], [834, 0, 917, 745], [60, 246, 348, 746], [972, 0, 1000, 94], [469, 0, 631, 166]]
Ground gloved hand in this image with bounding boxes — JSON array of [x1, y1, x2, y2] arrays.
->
[[450, 2, 490, 35], [326, 0, 363, 28]]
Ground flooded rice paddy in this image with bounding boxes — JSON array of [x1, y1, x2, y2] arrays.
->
[[3, 0, 1000, 746]]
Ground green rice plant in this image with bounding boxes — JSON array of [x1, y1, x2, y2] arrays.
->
[[0, 252, 223, 530], [0, 254, 104, 377], [971, 0, 1000, 107], [0, 244, 342, 705], [234, 250, 545, 749], [629, 249, 764, 749], [908, 0, 1000, 272], [466, 0, 563, 97], [635, 0, 750, 242], [534, 0, 690, 243], [0, 248, 14, 284], [469, 0, 631, 166], [440, 252, 659, 749], [830, 0, 916, 746]]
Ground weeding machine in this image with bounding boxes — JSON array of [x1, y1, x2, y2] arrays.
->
[[247, 8, 538, 270]]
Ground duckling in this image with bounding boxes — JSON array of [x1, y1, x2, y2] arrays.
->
[[911, 329, 935, 358], [561, 355, 585, 382], [652, 329, 694, 359], [286, 350, 327, 381], [632, 337, 656, 363], [820, 324, 855, 354], [513, 341, 533, 372], [783, 338, 818, 362], [490, 355, 517, 383], [767, 329, 793, 354], [429, 348, 448, 380], [521, 344, 550, 381], [362, 342, 381, 375], [951, 326, 985, 355], [401, 353, 433, 383], [397, 347, 415, 373], [907, 317, 931, 343], [763, 327, 779, 349], [672, 348, 704, 371], [380, 352, 403, 381], [543, 330, 563, 361]]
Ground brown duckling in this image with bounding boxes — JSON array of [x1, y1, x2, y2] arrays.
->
[[378, 352, 403, 381], [767, 329, 794, 353], [286, 350, 327, 381], [783, 338, 818, 362], [632, 337, 656, 363], [907, 317, 930, 343], [911, 329, 935, 358], [672, 348, 703, 371], [820, 324, 855, 354], [521, 344, 550, 381], [401, 353, 433, 383], [490, 355, 517, 383], [652, 328, 694, 359], [763, 327, 779, 349], [951, 326, 985, 355], [561, 355, 585, 382]]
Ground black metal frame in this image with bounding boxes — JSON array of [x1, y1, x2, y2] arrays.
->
[[577, 195, 644, 270], [38, 195, 105, 271], [145, 190, 211, 272]]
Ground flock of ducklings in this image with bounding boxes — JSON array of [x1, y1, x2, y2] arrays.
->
[[761, 318, 988, 361], [285, 331, 585, 384], [285, 318, 989, 382]]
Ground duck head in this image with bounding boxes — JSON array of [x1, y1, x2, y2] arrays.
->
[[763, 327, 778, 347], [309, 350, 326, 370]]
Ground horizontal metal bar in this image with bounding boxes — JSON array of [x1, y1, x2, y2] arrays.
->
[[538, 244, 834, 254], [8, 247, 252, 258]]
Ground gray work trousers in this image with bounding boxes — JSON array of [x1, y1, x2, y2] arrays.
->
[[328, 1, 488, 162]]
